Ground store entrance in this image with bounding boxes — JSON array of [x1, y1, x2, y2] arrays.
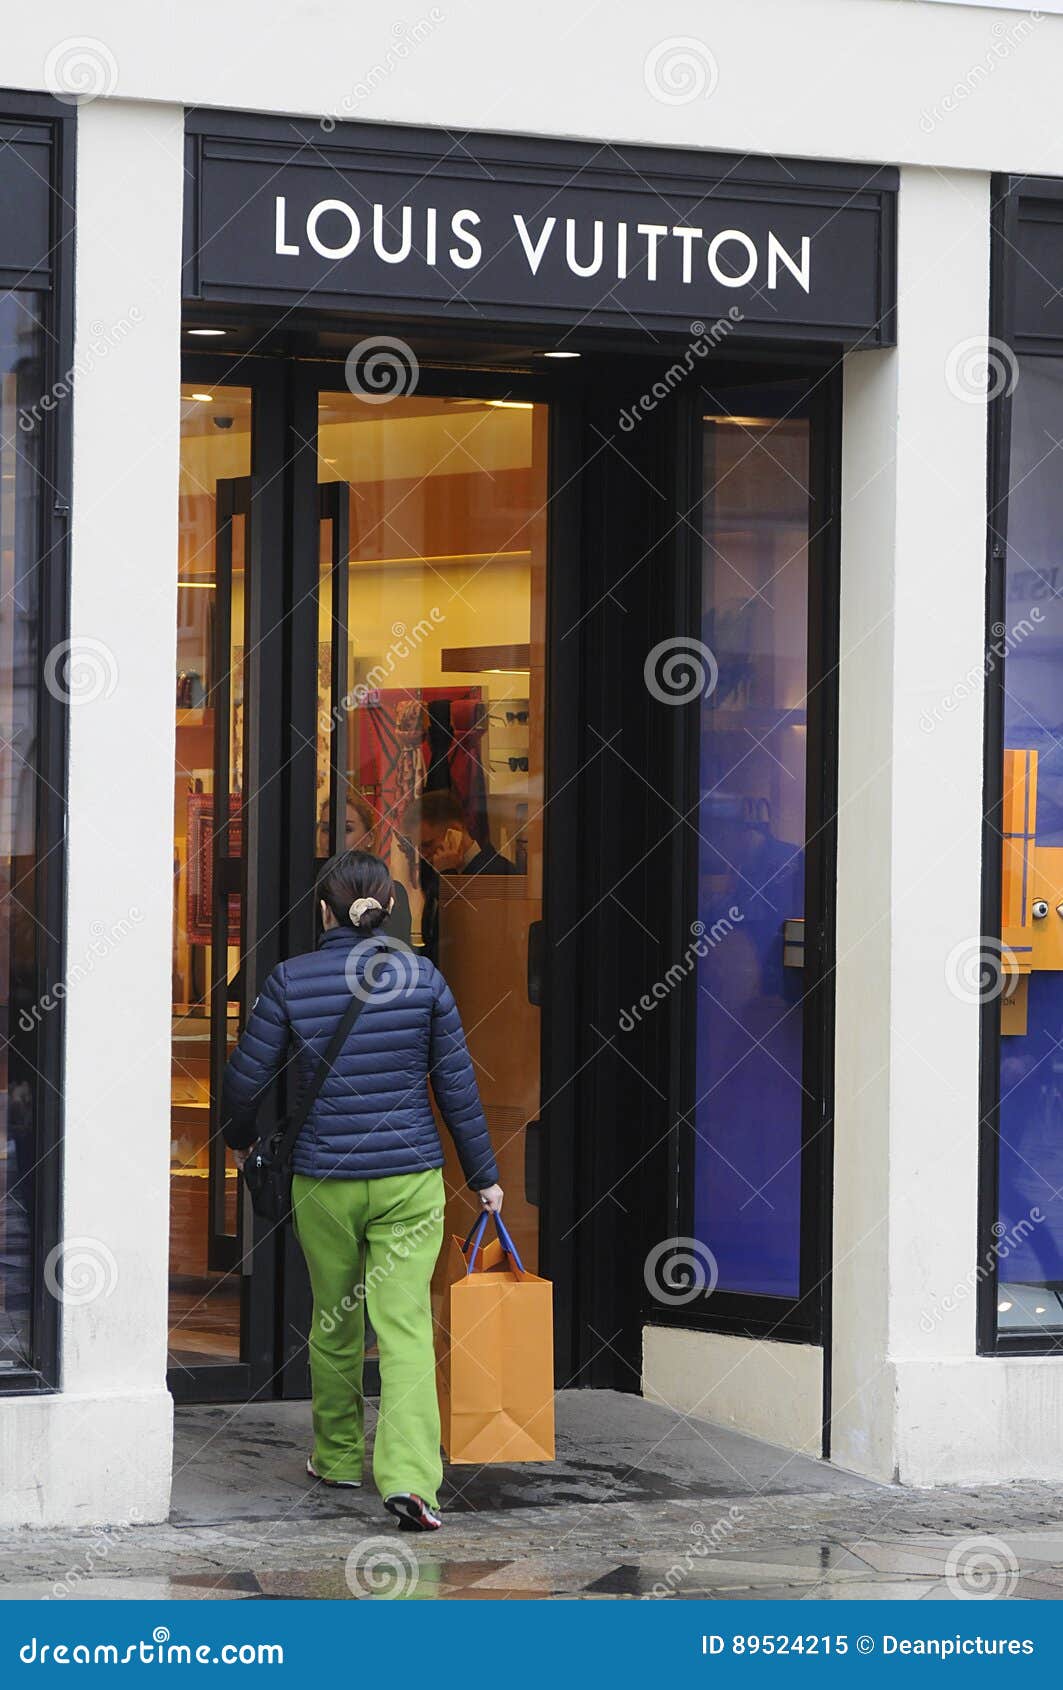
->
[[167, 360, 552, 1400]]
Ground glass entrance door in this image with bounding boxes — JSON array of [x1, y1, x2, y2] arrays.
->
[[169, 384, 258, 1396], [308, 383, 549, 1272]]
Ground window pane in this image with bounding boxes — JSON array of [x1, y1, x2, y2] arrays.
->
[[0, 294, 46, 1373], [996, 356, 1063, 1338], [693, 413, 810, 1298], [169, 385, 252, 1368]]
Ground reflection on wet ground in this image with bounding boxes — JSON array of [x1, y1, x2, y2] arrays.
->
[[3, 1393, 1063, 1601]]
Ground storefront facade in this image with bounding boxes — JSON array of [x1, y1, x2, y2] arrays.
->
[[2, 0, 1063, 1525]]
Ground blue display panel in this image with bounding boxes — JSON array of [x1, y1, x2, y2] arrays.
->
[[692, 414, 810, 1299], [996, 357, 1063, 1337]]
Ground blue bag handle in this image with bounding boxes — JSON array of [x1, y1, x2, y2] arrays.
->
[[461, 1211, 525, 1276]]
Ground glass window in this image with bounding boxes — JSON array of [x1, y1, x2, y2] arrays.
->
[[169, 385, 252, 1370], [995, 356, 1063, 1339], [693, 411, 811, 1299], [0, 292, 48, 1375]]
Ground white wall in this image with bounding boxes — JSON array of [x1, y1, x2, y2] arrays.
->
[[831, 165, 1055, 1487], [0, 99, 185, 1528], [643, 1329, 823, 1457], [3, 0, 1061, 175]]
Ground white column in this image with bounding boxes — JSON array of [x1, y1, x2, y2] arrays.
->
[[834, 166, 1006, 1483], [0, 99, 184, 1526]]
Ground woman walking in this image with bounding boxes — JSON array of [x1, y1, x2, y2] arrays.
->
[[221, 847, 502, 1532]]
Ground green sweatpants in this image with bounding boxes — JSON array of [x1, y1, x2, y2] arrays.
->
[[291, 1167, 445, 1505]]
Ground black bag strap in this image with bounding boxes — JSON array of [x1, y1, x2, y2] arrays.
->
[[274, 990, 370, 1162]]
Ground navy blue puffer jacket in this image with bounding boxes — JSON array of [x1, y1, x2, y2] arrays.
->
[[220, 927, 498, 1189]]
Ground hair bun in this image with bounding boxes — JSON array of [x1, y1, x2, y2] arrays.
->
[[349, 896, 383, 928]]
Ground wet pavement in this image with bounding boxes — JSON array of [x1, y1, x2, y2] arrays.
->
[[4, 1392, 1063, 1599]]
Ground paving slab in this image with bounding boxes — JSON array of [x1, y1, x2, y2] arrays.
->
[[1, 1392, 1063, 1601]]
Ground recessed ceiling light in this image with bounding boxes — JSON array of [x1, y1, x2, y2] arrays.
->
[[998, 1299, 1013, 1312], [188, 328, 228, 337], [487, 399, 533, 410], [1036, 1306, 1047, 1315], [190, 392, 213, 402], [541, 350, 580, 359]]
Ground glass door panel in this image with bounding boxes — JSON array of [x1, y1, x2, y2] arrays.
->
[[169, 385, 252, 1376], [314, 391, 548, 1273]]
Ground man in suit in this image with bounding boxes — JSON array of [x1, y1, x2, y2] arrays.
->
[[404, 789, 516, 877], [402, 789, 515, 962]]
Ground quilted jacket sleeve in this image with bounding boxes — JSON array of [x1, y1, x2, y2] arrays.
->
[[220, 964, 291, 1148], [428, 969, 499, 1190]]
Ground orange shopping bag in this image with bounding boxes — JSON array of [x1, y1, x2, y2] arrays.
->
[[436, 1211, 555, 1464]]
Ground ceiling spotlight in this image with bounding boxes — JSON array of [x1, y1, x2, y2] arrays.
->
[[487, 399, 534, 410], [541, 350, 580, 359], [188, 328, 228, 337], [998, 1299, 1013, 1313], [190, 392, 213, 402]]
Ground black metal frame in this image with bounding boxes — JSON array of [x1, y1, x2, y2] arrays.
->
[[975, 177, 1063, 1357], [168, 355, 289, 1406], [0, 92, 76, 1396], [646, 364, 843, 1378]]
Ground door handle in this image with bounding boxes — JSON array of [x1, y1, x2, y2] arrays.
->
[[527, 919, 545, 1006]]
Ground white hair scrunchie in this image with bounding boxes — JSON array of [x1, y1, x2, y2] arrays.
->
[[349, 896, 383, 927]]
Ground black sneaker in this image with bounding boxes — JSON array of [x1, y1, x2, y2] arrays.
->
[[306, 1456, 361, 1489], [383, 1492, 442, 1531]]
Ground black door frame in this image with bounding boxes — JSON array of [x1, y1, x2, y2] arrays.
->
[[169, 354, 289, 1406], [275, 358, 584, 1395], [641, 363, 842, 1441]]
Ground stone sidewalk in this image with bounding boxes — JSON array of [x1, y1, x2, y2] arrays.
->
[[3, 1392, 1063, 1599]]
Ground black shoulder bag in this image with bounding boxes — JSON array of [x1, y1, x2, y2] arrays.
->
[[242, 991, 368, 1223]]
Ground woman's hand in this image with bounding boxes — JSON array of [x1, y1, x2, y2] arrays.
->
[[478, 1183, 504, 1213]]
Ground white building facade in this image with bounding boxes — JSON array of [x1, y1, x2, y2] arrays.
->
[[0, 0, 1060, 1525]]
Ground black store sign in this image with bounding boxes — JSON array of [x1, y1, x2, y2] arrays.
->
[[998, 176, 1063, 352], [0, 113, 63, 293], [184, 115, 897, 344]]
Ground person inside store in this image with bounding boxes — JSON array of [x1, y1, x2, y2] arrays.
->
[[401, 787, 516, 960], [316, 789, 414, 946], [403, 788, 516, 877], [221, 847, 503, 1533]]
